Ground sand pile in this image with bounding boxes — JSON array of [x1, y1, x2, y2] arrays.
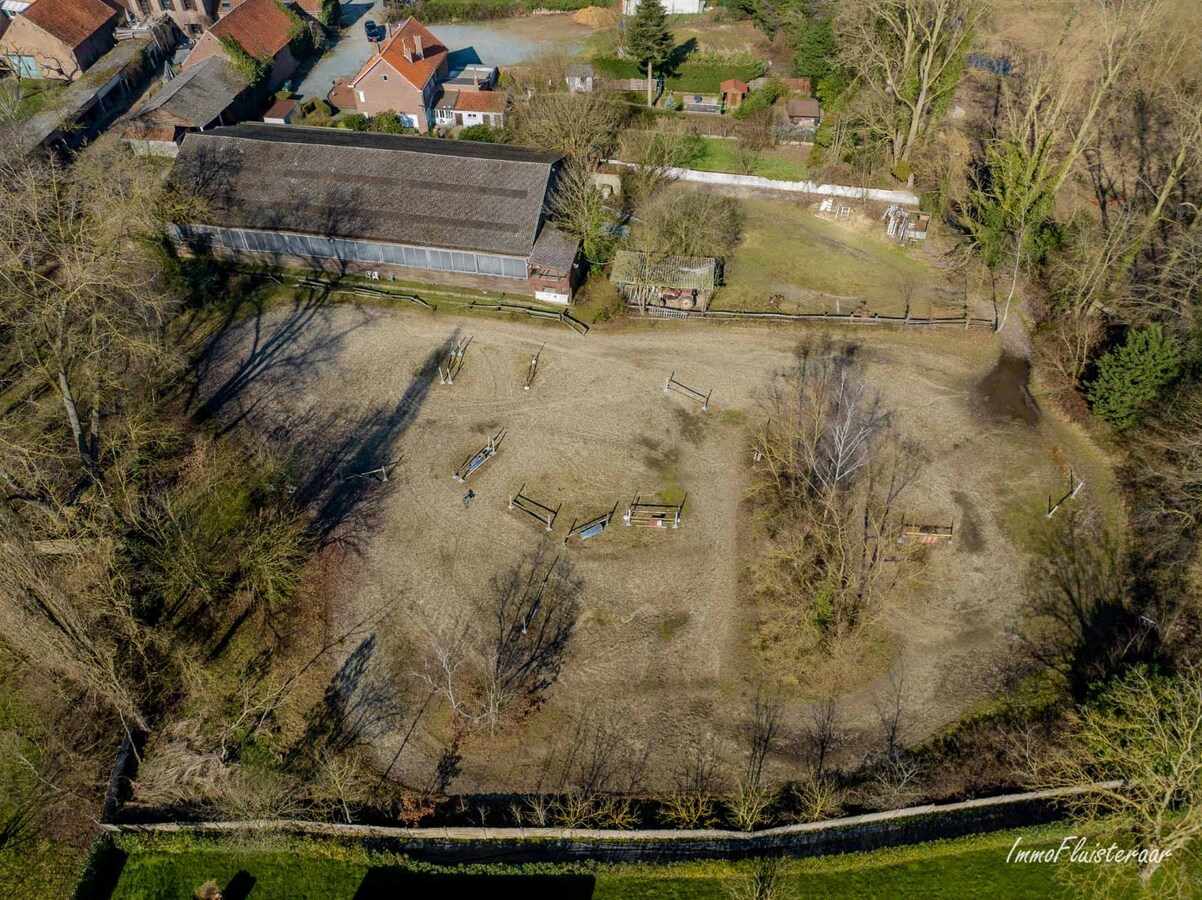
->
[[572, 6, 620, 29]]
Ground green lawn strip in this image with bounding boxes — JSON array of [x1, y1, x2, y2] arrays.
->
[[713, 199, 952, 316], [89, 822, 1167, 899], [687, 137, 808, 181], [591, 55, 764, 94]]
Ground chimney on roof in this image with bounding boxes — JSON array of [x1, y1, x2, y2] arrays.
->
[[402, 40, 412, 62], [414, 34, 423, 58]]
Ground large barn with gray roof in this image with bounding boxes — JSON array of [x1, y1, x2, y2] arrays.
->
[[168, 124, 581, 302]]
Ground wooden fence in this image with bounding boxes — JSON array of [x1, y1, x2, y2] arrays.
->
[[634, 304, 995, 329]]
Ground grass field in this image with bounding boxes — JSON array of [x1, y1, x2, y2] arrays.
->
[[715, 199, 974, 317], [84, 824, 1161, 898], [686, 136, 809, 181]]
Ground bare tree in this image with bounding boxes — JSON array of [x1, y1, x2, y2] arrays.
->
[[835, 0, 983, 171], [805, 696, 842, 777], [661, 735, 723, 828], [510, 92, 626, 161], [1044, 665, 1202, 893], [478, 553, 581, 732], [752, 344, 922, 638], [0, 149, 188, 475], [549, 159, 619, 267], [0, 539, 146, 731]]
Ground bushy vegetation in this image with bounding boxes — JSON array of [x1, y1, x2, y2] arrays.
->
[[592, 52, 765, 94], [1086, 326, 1182, 431], [457, 123, 503, 142], [409, 0, 592, 23], [217, 36, 271, 86]]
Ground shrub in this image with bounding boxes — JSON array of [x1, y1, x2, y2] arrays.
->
[[218, 36, 270, 86], [339, 112, 369, 131], [1087, 324, 1182, 430], [458, 123, 500, 142], [319, 0, 340, 26], [368, 110, 410, 134]]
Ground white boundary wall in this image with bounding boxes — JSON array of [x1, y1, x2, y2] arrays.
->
[[604, 160, 921, 206]]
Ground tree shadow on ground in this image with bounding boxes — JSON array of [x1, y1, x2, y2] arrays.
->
[[280, 334, 455, 550], [191, 283, 376, 430], [664, 38, 698, 77], [353, 870, 595, 899], [288, 633, 407, 769]]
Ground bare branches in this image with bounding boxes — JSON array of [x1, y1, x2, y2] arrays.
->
[[835, 0, 982, 168], [751, 342, 921, 641]]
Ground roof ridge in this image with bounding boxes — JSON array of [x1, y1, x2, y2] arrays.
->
[[195, 125, 559, 165]]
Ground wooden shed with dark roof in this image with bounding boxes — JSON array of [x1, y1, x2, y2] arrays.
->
[[169, 124, 581, 301], [122, 56, 252, 155]]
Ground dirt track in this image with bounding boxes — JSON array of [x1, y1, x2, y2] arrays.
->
[[199, 298, 1102, 793]]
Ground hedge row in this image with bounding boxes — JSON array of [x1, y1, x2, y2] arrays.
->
[[413, 0, 593, 22], [591, 55, 765, 93]]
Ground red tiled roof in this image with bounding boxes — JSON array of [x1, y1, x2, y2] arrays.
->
[[264, 97, 299, 118], [452, 90, 507, 113], [720, 78, 749, 93], [351, 17, 446, 90], [21, 0, 120, 50], [211, 0, 297, 60]]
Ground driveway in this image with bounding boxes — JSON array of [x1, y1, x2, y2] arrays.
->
[[294, 0, 385, 102], [296, 10, 596, 104]]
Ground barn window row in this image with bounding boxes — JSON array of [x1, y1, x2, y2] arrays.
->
[[172, 224, 529, 279]]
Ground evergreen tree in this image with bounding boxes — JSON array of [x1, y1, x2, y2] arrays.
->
[[1087, 324, 1182, 430], [625, 0, 673, 107], [794, 17, 835, 83]]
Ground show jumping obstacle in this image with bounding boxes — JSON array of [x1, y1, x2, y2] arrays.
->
[[663, 372, 712, 411], [509, 483, 561, 531], [439, 336, 471, 385], [453, 428, 505, 483], [523, 343, 545, 391], [563, 502, 619, 546], [624, 494, 685, 529]]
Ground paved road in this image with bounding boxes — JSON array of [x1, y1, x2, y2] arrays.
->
[[295, 9, 590, 102], [294, 0, 386, 102]]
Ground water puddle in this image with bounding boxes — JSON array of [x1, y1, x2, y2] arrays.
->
[[974, 353, 1039, 425]]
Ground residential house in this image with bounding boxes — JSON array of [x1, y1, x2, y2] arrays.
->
[[182, 0, 305, 91], [610, 251, 717, 311], [347, 17, 447, 127], [786, 97, 821, 130], [565, 62, 593, 93], [122, 55, 250, 154], [121, 0, 215, 40], [435, 88, 507, 129], [621, 0, 702, 13], [720, 78, 748, 112], [168, 124, 582, 302], [0, 0, 121, 80]]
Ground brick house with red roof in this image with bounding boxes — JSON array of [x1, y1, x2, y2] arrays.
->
[[0, 0, 121, 80], [434, 88, 508, 129], [182, 0, 305, 92], [347, 17, 448, 128]]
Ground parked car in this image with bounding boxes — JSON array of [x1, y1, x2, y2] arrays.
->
[[364, 20, 382, 41]]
